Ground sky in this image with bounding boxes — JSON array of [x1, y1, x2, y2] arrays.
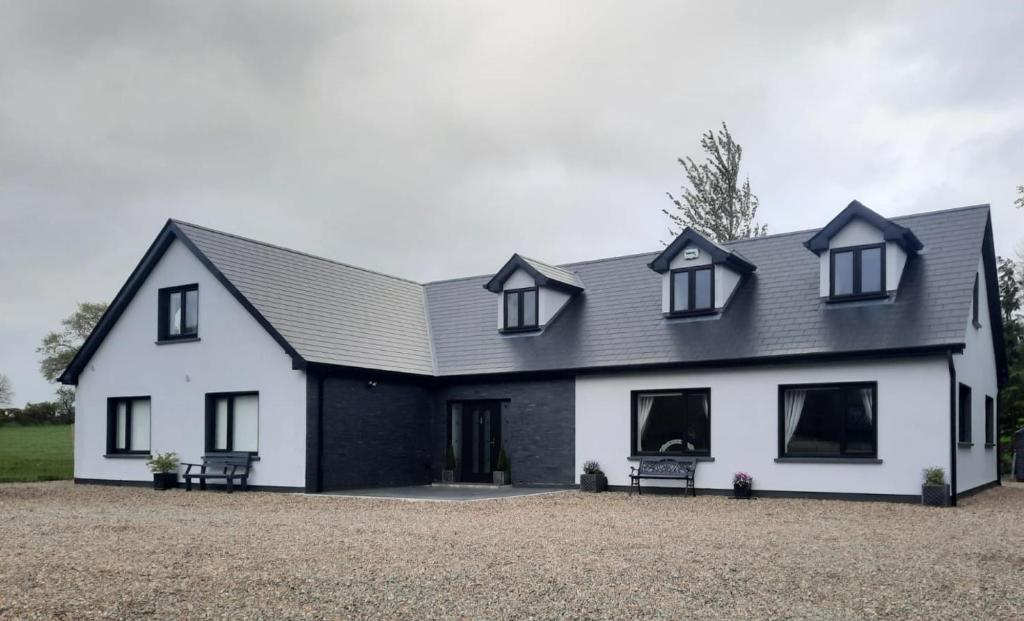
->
[[1, 1, 1023, 405]]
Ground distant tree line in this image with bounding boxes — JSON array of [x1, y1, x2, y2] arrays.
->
[[0, 401, 74, 426]]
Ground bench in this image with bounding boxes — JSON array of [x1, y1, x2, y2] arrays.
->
[[629, 456, 697, 496], [183, 452, 252, 493]]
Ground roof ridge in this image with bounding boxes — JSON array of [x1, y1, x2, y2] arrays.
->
[[170, 219, 424, 287]]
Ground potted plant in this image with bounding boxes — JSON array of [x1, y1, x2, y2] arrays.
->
[[733, 471, 753, 499], [493, 448, 510, 485], [580, 460, 607, 492], [442, 444, 457, 483], [921, 467, 950, 507], [147, 452, 180, 490]]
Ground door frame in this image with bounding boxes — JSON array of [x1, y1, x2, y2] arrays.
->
[[445, 399, 506, 482]]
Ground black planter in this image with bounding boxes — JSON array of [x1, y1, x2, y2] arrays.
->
[[921, 483, 951, 507], [580, 473, 608, 493], [733, 483, 752, 499], [441, 469, 455, 484], [493, 470, 510, 486], [153, 472, 178, 491]]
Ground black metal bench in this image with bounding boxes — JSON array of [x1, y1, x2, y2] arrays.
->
[[183, 452, 252, 493], [629, 457, 697, 496]]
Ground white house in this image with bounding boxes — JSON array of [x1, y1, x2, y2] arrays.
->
[[61, 200, 1005, 504]]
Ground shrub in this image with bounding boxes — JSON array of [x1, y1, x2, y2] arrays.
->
[[733, 472, 753, 487], [495, 448, 509, 473], [445, 444, 457, 470], [147, 452, 180, 474], [582, 460, 603, 475], [922, 467, 946, 486]]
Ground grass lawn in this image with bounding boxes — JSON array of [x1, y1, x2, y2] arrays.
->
[[0, 424, 73, 482]]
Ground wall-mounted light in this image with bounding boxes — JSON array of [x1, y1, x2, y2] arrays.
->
[[367, 380, 378, 389]]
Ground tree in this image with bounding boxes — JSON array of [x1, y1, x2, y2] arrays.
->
[[664, 122, 767, 243], [998, 256, 1024, 473], [0, 373, 12, 406], [37, 302, 108, 383]]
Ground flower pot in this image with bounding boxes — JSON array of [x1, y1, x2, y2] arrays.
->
[[153, 472, 178, 491], [733, 483, 752, 499], [493, 470, 510, 486], [921, 483, 951, 507], [580, 473, 607, 493], [441, 469, 455, 484]]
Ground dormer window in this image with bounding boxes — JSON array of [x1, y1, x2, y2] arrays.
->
[[504, 287, 538, 330], [670, 266, 714, 314], [830, 244, 885, 299]]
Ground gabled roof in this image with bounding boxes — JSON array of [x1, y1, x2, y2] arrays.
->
[[483, 253, 585, 293], [648, 228, 757, 274], [804, 200, 924, 255]]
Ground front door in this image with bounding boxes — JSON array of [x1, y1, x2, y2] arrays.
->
[[448, 401, 502, 482]]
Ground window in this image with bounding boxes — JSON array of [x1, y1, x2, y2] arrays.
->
[[632, 389, 710, 456], [106, 397, 151, 454], [206, 392, 259, 453], [158, 284, 198, 340], [958, 383, 972, 444], [503, 288, 538, 330], [830, 244, 885, 298], [670, 266, 714, 314], [972, 273, 981, 327], [985, 396, 994, 446], [779, 383, 876, 458]]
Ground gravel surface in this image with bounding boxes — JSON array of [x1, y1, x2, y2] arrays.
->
[[1, 482, 1022, 620]]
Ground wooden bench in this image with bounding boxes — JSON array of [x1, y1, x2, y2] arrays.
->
[[183, 452, 252, 493], [629, 456, 697, 496]]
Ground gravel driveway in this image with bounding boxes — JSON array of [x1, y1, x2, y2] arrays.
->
[[1, 482, 1022, 620]]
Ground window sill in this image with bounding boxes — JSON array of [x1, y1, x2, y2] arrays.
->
[[104, 453, 152, 459], [665, 309, 717, 319], [205, 453, 261, 461], [628, 455, 714, 462], [825, 292, 890, 304], [155, 337, 201, 345], [774, 457, 883, 464], [984, 443, 996, 449], [957, 442, 974, 449], [499, 327, 541, 335]]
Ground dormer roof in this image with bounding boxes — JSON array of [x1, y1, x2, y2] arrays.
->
[[648, 227, 757, 274], [483, 253, 585, 293], [804, 200, 923, 255]]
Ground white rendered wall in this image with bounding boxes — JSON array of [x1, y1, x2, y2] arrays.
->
[[495, 268, 572, 329], [74, 239, 308, 487], [817, 218, 909, 296], [660, 244, 743, 312], [953, 255, 999, 493], [575, 356, 949, 496]]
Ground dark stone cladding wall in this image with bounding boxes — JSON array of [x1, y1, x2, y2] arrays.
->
[[306, 372, 434, 492], [432, 378, 575, 486]]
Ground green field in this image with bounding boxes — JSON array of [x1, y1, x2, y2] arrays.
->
[[0, 424, 73, 483]]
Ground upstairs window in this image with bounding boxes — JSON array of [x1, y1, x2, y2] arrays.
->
[[206, 392, 259, 453], [972, 273, 981, 327], [503, 287, 538, 330], [107, 397, 151, 455], [670, 266, 714, 314], [830, 244, 885, 298], [158, 284, 198, 340]]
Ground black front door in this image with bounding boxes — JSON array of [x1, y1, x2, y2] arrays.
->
[[448, 401, 502, 482]]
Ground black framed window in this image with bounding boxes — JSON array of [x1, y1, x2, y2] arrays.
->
[[205, 392, 259, 453], [106, 397, 151, 454], [631, 388, 710, 456], [985, 395, 994, 446], [503, 287, 538, 330], [958, 383, 972, 444], [972, 273, 981, 327], [158, 284, 198, 340], [670, 266, 714, 314], [830, 244, 885, 298], [779, 383, 877, 458]]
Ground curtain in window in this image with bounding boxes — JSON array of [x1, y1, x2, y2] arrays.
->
[[783, 389, 807, 451], [636, 395, 655, 452], [860, 388, 873, 424]]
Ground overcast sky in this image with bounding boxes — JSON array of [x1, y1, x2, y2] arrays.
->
[[1, 1, 1022, 404]]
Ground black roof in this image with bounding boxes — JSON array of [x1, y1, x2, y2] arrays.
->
[[61, 204, 1004, 385]]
